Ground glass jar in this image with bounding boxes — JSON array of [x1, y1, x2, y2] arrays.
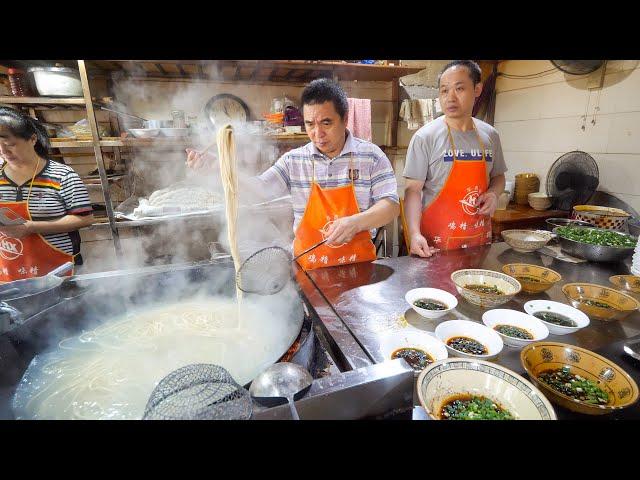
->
[[7, 68, 30, 97], [171, 110, 186, 128]]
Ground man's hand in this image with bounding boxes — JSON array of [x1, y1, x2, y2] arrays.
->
[[476, 191, 498, 216], [409, 232, 439, 257], [323, 216, 362, 246], [185, 148, 215, 170], [0, 222, 33, 239]]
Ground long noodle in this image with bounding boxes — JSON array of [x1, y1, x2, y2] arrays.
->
[[216, 124, 243, 305]]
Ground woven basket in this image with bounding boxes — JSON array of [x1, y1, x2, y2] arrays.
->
[[572, 205, 630, 230]]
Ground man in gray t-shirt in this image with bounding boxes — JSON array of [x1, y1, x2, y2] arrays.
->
[[403, 61, 507, 257]]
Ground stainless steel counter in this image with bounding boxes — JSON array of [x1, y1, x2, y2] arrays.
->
[[296, 242, 640, 419]]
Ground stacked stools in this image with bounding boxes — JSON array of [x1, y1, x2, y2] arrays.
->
[[515, 173, 540, 206]]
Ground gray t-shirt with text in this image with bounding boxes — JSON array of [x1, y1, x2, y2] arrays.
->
[[403, 116, 507, 209]]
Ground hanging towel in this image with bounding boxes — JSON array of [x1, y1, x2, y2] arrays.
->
[[346, 98, 372, 141], [400, 99, 434, 130]]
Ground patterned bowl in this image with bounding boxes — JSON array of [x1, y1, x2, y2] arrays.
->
[[501, 264, 562, 294], [562, 283, 640, 321], [501, 229, 554, 253], [609, 275, 640, 294], [451, 269, 521, 308], [417, 358, 557, 420], [520, 342, 639, 415]]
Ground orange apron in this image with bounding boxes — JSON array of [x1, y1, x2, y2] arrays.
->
[[294, 154, 376, 270], [419, 120, 492, 250], [0, 161, 75, 282]]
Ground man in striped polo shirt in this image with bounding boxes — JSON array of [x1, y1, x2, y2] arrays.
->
[[187, 78, 399, 268]]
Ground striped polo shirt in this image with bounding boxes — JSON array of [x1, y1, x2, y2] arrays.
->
[[257, 131, 399, 233], [0, 159, 93, 256]]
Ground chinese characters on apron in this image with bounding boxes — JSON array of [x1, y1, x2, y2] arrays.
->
[[419, 120, 492, 250], [0, 160, 75, 282], [294, 154, 376, 270]]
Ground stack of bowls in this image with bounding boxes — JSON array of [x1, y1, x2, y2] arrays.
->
[[528, 192, 552, 211], [515, 173, 540, 205]]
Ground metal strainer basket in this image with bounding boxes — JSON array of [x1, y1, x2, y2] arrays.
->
[[236, 240, 328, 296], [143, 364, 252, 420]]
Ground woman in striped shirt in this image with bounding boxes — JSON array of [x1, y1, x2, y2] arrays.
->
[[0, 108, 94, 281]]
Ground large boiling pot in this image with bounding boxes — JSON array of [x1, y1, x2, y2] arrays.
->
[[0, 260, 311, 419], [0, 262, 74, 333]]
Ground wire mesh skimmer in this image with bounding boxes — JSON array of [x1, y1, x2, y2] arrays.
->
[[142, 364, 252, 420], [236, 240, 328, 296]]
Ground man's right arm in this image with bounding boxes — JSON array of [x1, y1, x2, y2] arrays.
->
[[403, 134, 439, 258], [185, 148, 290, 203]]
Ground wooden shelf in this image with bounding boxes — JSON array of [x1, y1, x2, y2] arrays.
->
[[85, 60, 422, 83], [121, 134, 308, 148], [48, 139, 124, 148], [49, 140, 96, 148], [0, 96, 86, 110]]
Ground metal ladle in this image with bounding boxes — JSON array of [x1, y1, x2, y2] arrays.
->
[[249, 362, 313, 420]]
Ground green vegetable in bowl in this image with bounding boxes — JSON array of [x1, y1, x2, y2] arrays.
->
[[441, 394, 514, 420], [538, 366, 609, 405], [581, 299, 613, 309], [555, 226, 636, 247], [465, 284, 503, 295], [494, 324, 533, 339], [413, 298, 448, 310]]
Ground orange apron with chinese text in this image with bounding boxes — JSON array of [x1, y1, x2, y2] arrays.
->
[[0, 162, 75, 282], [419, 120, 492, 250], [294, 155, 376, 270]]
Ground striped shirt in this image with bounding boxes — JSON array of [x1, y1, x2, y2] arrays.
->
[[257, 131, 399, 232], [0, 159, 93, 256]]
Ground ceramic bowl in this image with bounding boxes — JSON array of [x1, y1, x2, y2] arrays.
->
[[128, 128, 160, 138], [379, 329, 448, 373], [482, 309, 549, 348], [501, 229, 554, 253], [523, 300, 590, 335], [520, 342, 639, 415], [434, 319, 503, 360], [562, 283, 640, 321], [501, 263, 562, 294], [609, 275, 640, 294], [405, 288, 458, 319], [528, 192, 552, 211], [451, 269, 521, 308], [416, 358, 557, 420]]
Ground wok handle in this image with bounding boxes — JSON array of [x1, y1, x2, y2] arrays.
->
[[0, 301, 24, 333], [287, 396, 300, 420]]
